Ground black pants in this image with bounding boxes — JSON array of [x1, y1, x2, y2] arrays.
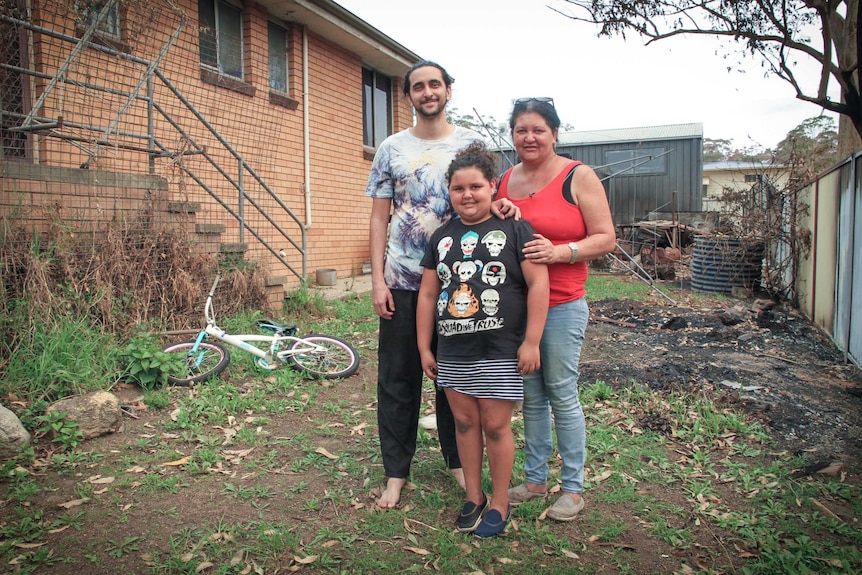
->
[[377, 289, 460, 478]]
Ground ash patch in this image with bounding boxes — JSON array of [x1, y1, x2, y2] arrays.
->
[[581, 296, 862, 469]]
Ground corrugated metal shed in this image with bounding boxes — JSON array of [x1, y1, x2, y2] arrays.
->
[[497, 122, 704, 226]]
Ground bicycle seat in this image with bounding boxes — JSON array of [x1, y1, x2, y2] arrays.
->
[[255, 319, 297, 336]]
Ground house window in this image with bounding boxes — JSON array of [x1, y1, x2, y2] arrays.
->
[[1, 8, 30, 160], [744, 174, 763, 183], [198, 0, 243, 79], [75, 0, 121, 40], [604, 147, 667, 176], [268, 23, 287, 92], [362, 68, 392, 148]]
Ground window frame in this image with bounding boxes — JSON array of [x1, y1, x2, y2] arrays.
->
[[267, 22, 288, 93], [75, 0, 121, 40], [198, 0, 244, 80], [267, 22, 298, 109], [604, 146, 668, 176], [362, 67, 393, 149], [74, 0, 129, 52]]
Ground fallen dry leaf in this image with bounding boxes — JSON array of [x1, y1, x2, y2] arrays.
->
[[591, 469, 613, 483], [163, 456, 191, 466], [87, 475, 115, 484], [13, 542, 45, 549], [816, 462, 844, 476], [195, 561, 214, 572], [315, 447, 339, 460], [293, 555, 318, 564], [58, 497, 90, 509], [404, 546, 430, 556], [403, 519, 421, 535]]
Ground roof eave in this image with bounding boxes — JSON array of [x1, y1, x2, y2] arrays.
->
[[259, 0, 421, 77]]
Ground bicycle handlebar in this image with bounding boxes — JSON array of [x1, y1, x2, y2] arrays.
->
[[208, 275, 221, 298], [204, 275, 220, 325]]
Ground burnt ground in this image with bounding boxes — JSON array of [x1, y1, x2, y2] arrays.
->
[[581, 291, 862, 472]]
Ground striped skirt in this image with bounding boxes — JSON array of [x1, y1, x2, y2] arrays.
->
[[436, 358, 523, 401]]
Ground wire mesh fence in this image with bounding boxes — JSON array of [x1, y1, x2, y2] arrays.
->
[[2, 0, 308, 313]]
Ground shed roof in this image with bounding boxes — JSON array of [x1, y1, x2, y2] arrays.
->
[[557, 123, 703, 146]]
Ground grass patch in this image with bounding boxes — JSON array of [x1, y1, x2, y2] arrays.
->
[[1, 276, 860, 574]]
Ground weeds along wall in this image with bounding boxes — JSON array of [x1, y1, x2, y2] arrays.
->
[[1, 0, 411, 307]]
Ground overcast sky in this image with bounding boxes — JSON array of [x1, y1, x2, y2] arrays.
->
[[336, 0, 839, 150]]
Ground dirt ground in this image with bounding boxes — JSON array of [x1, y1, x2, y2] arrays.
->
[[581, 291, 862, 473], [4, 283, 861, 574]]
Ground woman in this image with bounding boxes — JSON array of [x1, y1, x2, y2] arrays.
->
[[496, 97, 616, 521]]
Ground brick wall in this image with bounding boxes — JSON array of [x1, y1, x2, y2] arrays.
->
[[3, 0, 416, 297]]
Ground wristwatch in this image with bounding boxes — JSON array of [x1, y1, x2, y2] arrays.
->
[[568, 242, 579, 264]]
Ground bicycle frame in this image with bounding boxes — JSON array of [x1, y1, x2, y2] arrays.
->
[[187, 275, 323, 368]]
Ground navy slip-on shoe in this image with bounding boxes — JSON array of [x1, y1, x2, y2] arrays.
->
[[474, 505, 511, 538]]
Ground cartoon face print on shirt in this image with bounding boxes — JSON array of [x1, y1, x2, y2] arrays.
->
[[448, 284, 479, 318], [436, 292, 449, 316], [480, 289, 500, 316], [436, 263, 452, 289], [481, 261, 506, 286], [452, 260, 483, 283], [460, 231, 479, 258], [437, 236, 453, 260], [481, 230, 507, 257]]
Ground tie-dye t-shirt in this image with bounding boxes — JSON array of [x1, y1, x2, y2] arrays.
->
[[365, 127, 483, 291]]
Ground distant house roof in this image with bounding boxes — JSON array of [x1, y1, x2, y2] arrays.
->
[[557, 123, 703, 146], [704, 161, 787, 172]]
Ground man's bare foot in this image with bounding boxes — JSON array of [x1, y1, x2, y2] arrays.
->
[[449, 467, 466, 491], [377, 477, 406, 509]]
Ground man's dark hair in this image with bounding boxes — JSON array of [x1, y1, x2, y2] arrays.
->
[[402, 61, 454, 95]]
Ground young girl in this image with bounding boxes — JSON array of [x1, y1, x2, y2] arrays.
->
[[417, 142, 549, 537]]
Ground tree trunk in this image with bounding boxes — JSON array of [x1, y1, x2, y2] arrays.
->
[[838, 0, 861, 156], [838, 115, 861, 156]]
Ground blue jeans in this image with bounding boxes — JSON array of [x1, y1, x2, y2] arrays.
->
[[521, 297, 588, 494]]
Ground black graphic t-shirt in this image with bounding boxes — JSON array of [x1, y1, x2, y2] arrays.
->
[[421, 216, 537, 362]]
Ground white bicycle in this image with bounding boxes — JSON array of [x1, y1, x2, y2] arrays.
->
[[161, 275, 360, 385]]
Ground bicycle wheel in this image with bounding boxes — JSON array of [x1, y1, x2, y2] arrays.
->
[[287, 334, 359, 380], [162, 340, 231, 386]]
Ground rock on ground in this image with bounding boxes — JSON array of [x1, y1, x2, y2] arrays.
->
[[0, 402, 31, 458], [46, 391, 121, 439]]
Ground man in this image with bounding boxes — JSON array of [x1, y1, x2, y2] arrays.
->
[[365, 61, 515, 508]]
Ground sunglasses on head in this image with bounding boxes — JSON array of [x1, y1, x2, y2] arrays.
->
[[513, 97, 555, 107]]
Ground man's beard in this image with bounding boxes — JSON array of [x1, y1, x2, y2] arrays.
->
[[416, 99, 446, 118]]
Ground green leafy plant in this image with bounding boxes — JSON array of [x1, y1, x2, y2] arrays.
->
[[119, 335, 188, 389], [35, 410, 84, 451]]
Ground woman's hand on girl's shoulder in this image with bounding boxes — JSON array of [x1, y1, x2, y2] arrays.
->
[[491, 198, 521, 221]]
